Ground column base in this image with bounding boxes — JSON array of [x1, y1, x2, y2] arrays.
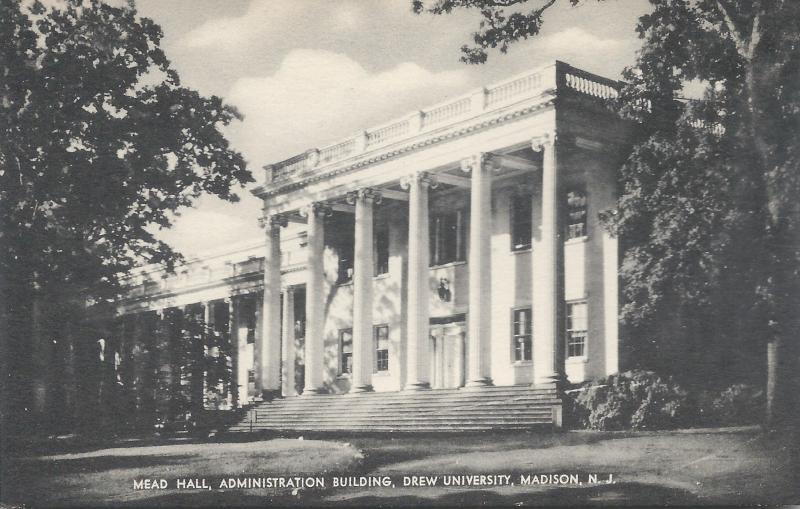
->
[[403, 381, 431, 391], [300, 387, 326, 396], [463, 378, 494, 389], [532, 373, 567, 390], [349, 384, 374, 394], [260, 389, 281, 401]]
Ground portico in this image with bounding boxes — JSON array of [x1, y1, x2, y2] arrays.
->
[[117, 61, 628, 424]]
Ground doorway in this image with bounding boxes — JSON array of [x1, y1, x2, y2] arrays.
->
[[429, 321, 465, 389]]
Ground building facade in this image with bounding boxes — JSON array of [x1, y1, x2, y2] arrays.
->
[[119, 61, 630, 409]]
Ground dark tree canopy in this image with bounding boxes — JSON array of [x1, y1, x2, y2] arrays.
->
[[419, 0, 800, 424], [0, 0, 252, 304]]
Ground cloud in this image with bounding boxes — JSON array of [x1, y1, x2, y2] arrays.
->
[[538, 27, 624, 55], [515, 27, 630, 76], [225, 49, 469, 166], [159, 49, 468, 255], [181, 1, 364, 50], [155, 195, 263, 257]]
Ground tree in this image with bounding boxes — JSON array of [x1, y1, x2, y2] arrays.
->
[[0, 0, 252, 434], [416, 0, 800, 427], [412, 0, 593, 64]]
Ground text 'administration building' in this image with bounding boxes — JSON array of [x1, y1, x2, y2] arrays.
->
[[119, 61, 630, 430]]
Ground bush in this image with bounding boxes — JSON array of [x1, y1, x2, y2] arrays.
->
[[568, 370, 690, 430], [709, 384, 764, 426]]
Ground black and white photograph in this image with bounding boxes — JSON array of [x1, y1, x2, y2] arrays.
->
[[1, 0, 798, 507]]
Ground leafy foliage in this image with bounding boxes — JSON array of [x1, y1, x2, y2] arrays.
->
[[0, 0, 252, 304], [568, 373, 765, 430], [420, 0, 800, 421], [607, 1, 800, 398], [569, 370, 691, 430], [412, 0, 594, 64], [708, 383, 764, 426]]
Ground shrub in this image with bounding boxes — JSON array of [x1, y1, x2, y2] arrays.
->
[[710, 384, 764, 426], [568, 370, 690, 430]]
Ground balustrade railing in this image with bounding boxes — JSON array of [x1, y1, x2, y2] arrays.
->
[[366, 119, 410, 148], [422, 97, 471, 128], [267, 62, 621, 186]]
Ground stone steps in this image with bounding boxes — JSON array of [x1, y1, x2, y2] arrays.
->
[[227, 385, 561, 433]]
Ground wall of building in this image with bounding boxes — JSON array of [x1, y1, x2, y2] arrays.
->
[[310, 152, 616, 390]]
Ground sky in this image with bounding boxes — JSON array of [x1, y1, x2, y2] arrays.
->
[[134, 0, 652, 257]]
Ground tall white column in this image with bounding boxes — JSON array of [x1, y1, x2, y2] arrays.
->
[[231, 296, 249, 407], [303, 203, 329, 395], [281, 287, 296, 397], [401, 172, 436, 390], [349, 188, 381, 392], [532, 133, 564, 386], [258, 214, 284, 397], [462, 153, 494, 387]]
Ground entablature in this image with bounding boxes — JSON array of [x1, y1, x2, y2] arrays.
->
[[253, 61, 621, 200]]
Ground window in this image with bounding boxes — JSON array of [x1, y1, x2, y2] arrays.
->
[[245, 298, 256, 344], [511, 193, 533, 251], [336, 214, 389, 281], [374, 220, 389, 276], [566, 190, 587, 240], [566, 301, 588, 357], [374, 324, 389, 372], [430, 209, 467, 266], [512, 308, 532, 361], [335, 216, 355, 284], [339, 328, 353, 374]]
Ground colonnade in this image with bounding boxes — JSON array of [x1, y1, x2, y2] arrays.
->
[[257, 134, 564, 397]]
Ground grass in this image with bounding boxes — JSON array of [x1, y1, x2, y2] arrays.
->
[[2, 427, 797, 507]]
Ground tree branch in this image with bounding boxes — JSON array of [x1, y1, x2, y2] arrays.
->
[[715, 0, 747, 56], [747, 0, 762, 60]]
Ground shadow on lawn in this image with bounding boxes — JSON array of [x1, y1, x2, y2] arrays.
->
[[346, 431, 618, 473], [114, 482, 703, 507], [2, 454, 196, 506]]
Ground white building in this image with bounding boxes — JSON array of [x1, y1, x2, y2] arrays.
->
[[119, 61, 630, 430]]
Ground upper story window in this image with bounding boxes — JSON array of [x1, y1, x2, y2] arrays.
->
[[566, 190, 588, 240], [374, 219, 389, 276], [511, 193, 533, 251], [430, 209, 467, 266], [245, 298, 256, 344], [566, 301, 588, 358], [374, 324, 389, 372], [335, 215, 355, 284], [336, 214, 389, 283], [512, 307, 532, 361], [339, 328, 353, 374]]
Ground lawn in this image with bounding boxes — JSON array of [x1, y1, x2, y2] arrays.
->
[[2, 427, 797, 506]]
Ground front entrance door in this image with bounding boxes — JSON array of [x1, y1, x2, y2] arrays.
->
[[429, 322, 465, 389]]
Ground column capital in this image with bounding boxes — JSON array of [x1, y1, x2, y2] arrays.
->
[[345, 187, 383, 205], [299, 202, 333, 218], [400, 171, 438, 190], [258, 213, 288, 230], [460, 152, 499, 174], [531, 131, 568, 152]]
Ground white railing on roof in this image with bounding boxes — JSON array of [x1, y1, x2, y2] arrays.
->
[[266, 62, 620, 186], [486, 71, 546, 107], [422, 97, 472, 128], [319, 139, 356, 164], [564, 70, 619, 100], [366, 119, 410, 148]]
